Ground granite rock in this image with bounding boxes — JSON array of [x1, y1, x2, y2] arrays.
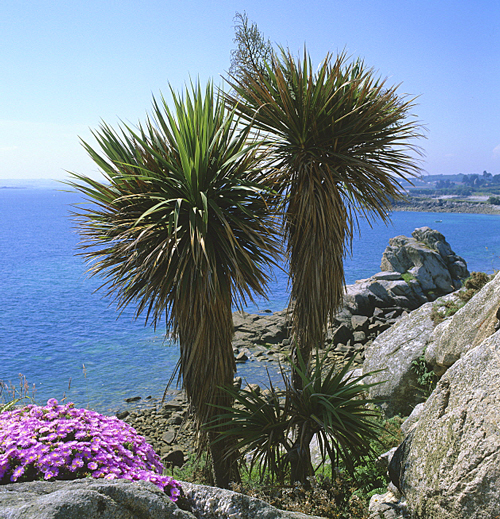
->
[[0, 479, 194, 519], [390, 330, 500, 518], [362, 300, 439, 417]]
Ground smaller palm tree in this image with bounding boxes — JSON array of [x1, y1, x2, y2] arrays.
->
[[207, 350, 384, 486], [67, 82, 281, 488]]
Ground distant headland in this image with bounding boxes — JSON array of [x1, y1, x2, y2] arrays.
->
[[392, 196, 500, 215]]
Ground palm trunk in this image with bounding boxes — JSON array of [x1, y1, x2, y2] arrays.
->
[[287, 174, 347, 392], [177, 280, 241, 488], [209, 430, 241, 488], [288, 428, 315, 486]]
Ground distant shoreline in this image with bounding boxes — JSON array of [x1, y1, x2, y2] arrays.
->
[[392, 198, 500, 216]]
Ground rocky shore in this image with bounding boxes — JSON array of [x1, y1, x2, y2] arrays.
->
[[392, 197, 500, 215]]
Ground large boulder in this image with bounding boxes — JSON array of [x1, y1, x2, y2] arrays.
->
[[362, 299, 441, 417], [425, 271, 500, 372], [344, 227, 468, 316], [0, 479, 323, 519], [180, 482, 321, 519], [389, 330, 500, 518], [0, 479, 194, 519], [381, 226, 469, 292]]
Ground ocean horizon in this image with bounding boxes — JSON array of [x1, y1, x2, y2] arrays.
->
[[2, 179, 500, 413]]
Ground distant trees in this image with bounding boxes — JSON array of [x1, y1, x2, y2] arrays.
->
[[462, 172, 498, 189], [462, 174, 480, 187], [436, 179, 453, 189]]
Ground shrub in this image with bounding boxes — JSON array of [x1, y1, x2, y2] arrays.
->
[[457, 272, 490, 303], [0, 399, 181, 501], [431, 298, 465, 325], [411, 354, 438, 397], [464, 271, 490, 291], [430, 272, 489, 325]]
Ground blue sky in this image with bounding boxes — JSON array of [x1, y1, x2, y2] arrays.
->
[[1, 0, 499, 180]]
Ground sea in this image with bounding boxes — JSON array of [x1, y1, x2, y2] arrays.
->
[[2, 179, 500, 414]]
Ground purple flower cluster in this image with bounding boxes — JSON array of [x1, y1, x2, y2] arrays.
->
[[0, 399, 181, 502]]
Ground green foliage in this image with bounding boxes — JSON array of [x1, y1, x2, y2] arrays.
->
[[430, 295, 473, 325], [457, 289, 476, 303], [177, 413, 405, 518], [488, 196, 500, 205], [170, 453, 214, 486], [430, 272, 490, 325], [67, 81, 283, 488], [401, 271, 416, 284], [464, 271, 490, 291], [225, 47, 424, 394], [456, 272, 490, 303], [206, 350, 386, 485], [411, 354, 438, 397]]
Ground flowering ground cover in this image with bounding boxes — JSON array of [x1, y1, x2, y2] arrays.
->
[[0, 399, 181, 502]]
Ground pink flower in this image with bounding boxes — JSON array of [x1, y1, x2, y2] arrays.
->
[[10, 466, 25, 481], [0, 400, 180, 500]]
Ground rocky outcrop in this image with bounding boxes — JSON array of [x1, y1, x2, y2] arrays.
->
[[381, 226, 469, 291], [345, 227, 468, 317], [364, 270, 500, 518], [389, 330, 500, 518], [362, 300, 438, 417], [0, 479, 194, 519], [425, 271, 500, 372], [180, 482, 322, 519], [0, 479, 323, 519], [228, 228, 467, 371]]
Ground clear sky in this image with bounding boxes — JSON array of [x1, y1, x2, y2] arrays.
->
[[1, 0, 499, 181]]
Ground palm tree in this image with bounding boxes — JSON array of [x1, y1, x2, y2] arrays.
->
[[67, 82, 280, 488], [225, 49, 423, 387]]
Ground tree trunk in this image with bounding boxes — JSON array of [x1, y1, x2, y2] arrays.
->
[[208, 430, 241, 489], [288, 429, 314, 486]]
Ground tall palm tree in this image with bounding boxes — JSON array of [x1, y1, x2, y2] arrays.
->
[[225, 49, 424, 386], [67, 82, 280, 488]]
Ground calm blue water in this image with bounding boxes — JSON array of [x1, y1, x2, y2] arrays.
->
[[2, 183, 500, 413]]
